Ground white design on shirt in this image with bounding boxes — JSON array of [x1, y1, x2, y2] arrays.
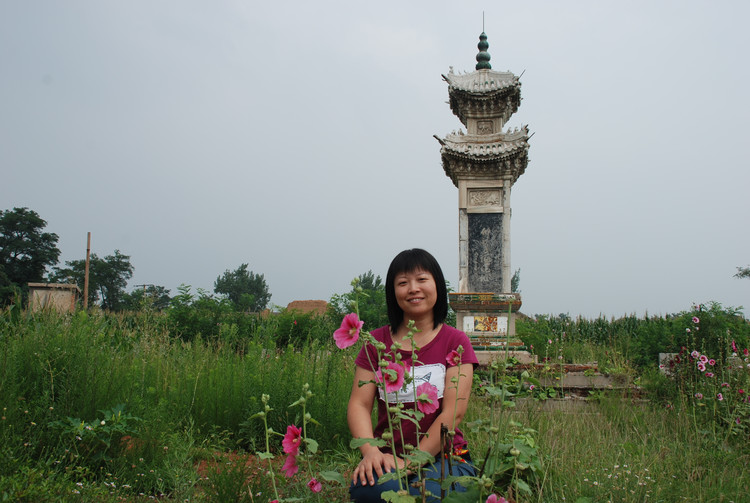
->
[[379, 363, 446, 405]]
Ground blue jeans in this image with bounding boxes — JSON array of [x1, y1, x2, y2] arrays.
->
[[349, 455, 476, 503]]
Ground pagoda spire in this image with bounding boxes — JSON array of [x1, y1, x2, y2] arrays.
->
[[475, 32, 491, 70]]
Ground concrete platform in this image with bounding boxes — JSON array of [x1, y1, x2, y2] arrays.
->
[[476, 350, 538, 365]]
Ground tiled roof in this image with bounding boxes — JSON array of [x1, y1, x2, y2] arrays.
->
[[443, 69, 519, 94]]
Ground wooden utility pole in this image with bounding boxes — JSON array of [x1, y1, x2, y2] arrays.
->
[[83, 232, 91, 309]]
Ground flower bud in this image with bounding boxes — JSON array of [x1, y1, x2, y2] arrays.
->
[[382, 432, 393, 440], [510, 448, 520, 457]]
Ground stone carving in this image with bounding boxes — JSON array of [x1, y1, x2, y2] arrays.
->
[[477, 120, 494, 134], [469, 189, 501, 207]]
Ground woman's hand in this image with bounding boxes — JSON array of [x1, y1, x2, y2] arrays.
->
[[352, 449, 405, 486]]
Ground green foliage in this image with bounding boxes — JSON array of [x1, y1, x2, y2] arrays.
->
[[328, 270, 388, 330], [735, 265, 750, 279], [511, 268, 520, 293], [47, 404, 143, 469], [517, 302, 750, 370], [0, 207, 61, 305], [214, 263, 270, 312], [51, 250, 134, 311], [121, 285, 171, 311]]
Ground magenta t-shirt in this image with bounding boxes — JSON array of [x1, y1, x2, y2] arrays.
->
[[354, 324, 478, 457]]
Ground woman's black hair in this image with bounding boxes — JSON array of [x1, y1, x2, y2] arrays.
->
[[385, 248, 448, 330]]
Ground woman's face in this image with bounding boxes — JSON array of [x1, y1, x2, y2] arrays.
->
[[393, 269, 437, 321]]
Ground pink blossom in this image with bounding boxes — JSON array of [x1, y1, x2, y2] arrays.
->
[[307, 478, 322, 493], [334, 313, 364, 349], [717, 393, 724, 401], [699, 355, 708, 363], [731, 340, 738, 352], [708, 359, 716, 366], [739, 389, 745, 395], [529, 384, 536, 391], [690, 350, 700, 359], [697, 362, 706, 372], [486, 495, 508, 503], [686, 328, 691, 333], [282, 425, 302, 455], [548, 339, 553, 344], [692, 316, 700, 324], [721, 382, 730, 388], [281, 454, 298, 477], [745, 348, 749, 356], [694, 392, 703, 399], [377, 361, 406, 393], [705, 372, 714, 378], [415, 382, 439, 414], [446, 349, 462, 367]]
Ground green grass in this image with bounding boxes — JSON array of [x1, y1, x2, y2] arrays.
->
[[1, 307, 749, 501]]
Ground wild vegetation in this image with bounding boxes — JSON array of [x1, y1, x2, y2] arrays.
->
[[1, 297, 748, 502]]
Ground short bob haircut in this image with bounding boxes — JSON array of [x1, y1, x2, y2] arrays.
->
[[385, 249, 448, 330]]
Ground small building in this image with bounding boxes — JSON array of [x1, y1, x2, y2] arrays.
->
[[28, 283, 81, 313], [285, 300, 328, 317]]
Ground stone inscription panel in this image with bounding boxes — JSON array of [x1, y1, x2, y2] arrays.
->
[[468, 213, 503, 293]]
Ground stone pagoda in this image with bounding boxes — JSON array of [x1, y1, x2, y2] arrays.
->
[[435, 32, 533, 363]]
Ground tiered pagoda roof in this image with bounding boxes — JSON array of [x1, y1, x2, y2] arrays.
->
[[437, 32, 530, 187]]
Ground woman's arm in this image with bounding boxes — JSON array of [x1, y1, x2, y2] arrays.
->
[[347, 365, 403, 485], [415, 362, 474, 458]]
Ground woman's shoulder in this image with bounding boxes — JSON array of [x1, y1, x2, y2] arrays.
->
[[439, 324, 469, 340], [369, 325, 391, 343]]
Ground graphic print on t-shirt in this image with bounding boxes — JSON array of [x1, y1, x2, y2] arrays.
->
[[379, 363, 446, 404]]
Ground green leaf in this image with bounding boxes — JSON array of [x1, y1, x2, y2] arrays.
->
[[256, 452, 274, 460], [381, 490, 416, 502], [319, 470, 346, 485], [350, 437, 387, 449], [305, 438, 319, 454]]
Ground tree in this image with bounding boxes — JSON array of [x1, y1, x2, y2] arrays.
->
[[511, 268, 521, 293], [214, 263, 270, 312], [0, 207, 61, 304], [121, 285, 171, 311], [51, 250, 134, 310], [735, 266, 750, 279], [329, 270, 388, 329]]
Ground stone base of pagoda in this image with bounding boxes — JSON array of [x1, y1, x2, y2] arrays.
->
[[449, 292, 536, 365]]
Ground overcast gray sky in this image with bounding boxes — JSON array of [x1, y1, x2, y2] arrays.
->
[[2, 1, 748, 318]]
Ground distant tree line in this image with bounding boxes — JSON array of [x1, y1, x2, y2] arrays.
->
[[0, 207, 270, 312]]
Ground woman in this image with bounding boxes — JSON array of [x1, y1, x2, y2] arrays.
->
[[348, 249, 478, 502]]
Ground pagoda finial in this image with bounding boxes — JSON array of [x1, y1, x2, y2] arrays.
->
[[475, 32, 491, 70]]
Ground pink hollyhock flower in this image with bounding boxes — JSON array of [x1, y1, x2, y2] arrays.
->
[[282, 425, 302, 455], [717, 393, 724, 401], [745, 348, 749, 356], [686, 328, 691, 333], [731, 340, 738, 352], [548, 339, 553, 344], [307, 478, 322, 493], [692, 316, 700, 324], [377, 361, 406, 393], [694, 392, 703, 399], [486, 495, 508, 503], [690, 350, 700, 359], [697, 362, 706, 372], [415, 382, 439, 414], [334, 313, 364, 349], [708, 359, 716, 366], [705, 372, 714, 378], [699, 355, 708, 363], [446, 349, 462, 367], [281, 454, 298, 477], [529, 384, 536, 391], [739, 389, 745, 395], [721, 382, 730, 388]]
